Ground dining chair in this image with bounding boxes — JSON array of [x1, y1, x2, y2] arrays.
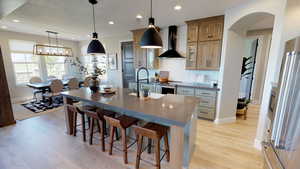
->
[[68, 78, 79, 90], [83, 76, 92, 87], [44, 79, 64, 105], [29, 76, 43, 102]]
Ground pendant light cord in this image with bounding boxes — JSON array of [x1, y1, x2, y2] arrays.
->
[[92, 4, 96, 33], [150, 0, 152, 18]]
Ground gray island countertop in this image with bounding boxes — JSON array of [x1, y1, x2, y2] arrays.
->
[[61, 87, 200, 127]]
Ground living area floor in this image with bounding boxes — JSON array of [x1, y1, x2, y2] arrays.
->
[[0, 104, 263, 169]]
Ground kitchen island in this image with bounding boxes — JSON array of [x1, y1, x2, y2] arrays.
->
[[61, 87, 200, 169]]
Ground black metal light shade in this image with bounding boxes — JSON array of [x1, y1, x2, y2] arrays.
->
[[87, 33, 105, 54], [140, 25, 162, 48], [87, 0, 105, 55], [140, 0, 163, 49]]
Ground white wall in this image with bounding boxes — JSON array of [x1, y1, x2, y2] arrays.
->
[[158, 25, 219, 83], [218, 0, 287, 150], [0, 30, 81, 102], [79, 33, 132, 87]]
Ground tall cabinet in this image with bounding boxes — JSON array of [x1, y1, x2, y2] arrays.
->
[[0, 47, 15, 127], [186, 15, 224, 70], [131, 28, 160, 69]]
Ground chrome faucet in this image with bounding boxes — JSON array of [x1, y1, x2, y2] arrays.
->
[[136, 67, 149, 97]]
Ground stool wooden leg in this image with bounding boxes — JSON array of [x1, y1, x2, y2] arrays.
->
[[147, 138, 152, 154], [99, 120, 105, 152], [136, 135, 143, 169], [73, 112, 77, 136], [89, 119, 94, 145], [121, 128, 128, 164], [81, 114, 86, 142], [155, 139, 161, 169], [163, 135, 170, 162], [109, 126, 115, 155]]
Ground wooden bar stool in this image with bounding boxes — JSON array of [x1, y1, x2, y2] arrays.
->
[[80, 108, 116, 152], [134, 123, 170, 169], [104, 115, 139, 164], [65, 104, 87, 142]]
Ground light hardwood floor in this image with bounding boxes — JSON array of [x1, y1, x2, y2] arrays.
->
[[0, 104, 263, 169]]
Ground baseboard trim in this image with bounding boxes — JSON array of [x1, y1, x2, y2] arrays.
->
[[11, 96, 32, 104], [254, 138, 262, 150], [214, 116, 236, 124]]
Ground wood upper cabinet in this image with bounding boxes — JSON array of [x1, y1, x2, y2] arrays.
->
[[131, 28, 159, 69], [187, 23, 199, 43], [197, 41, 222, 70], [186, 42, 198, 69], [198, 19, 223, 42], [185, 15, 224, 70]]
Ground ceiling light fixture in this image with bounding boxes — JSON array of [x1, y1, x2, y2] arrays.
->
[[108, 21, 114, 25], [12, 19, 20, 23], [87, 0, 105, 55], [136, 14, 143, 19], [174, 5, 182, 10], [140, 0, 162, 49]]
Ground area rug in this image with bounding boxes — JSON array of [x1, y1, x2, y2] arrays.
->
[[21, 96, 64, 113]]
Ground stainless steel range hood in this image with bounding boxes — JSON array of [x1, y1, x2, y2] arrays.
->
[[158, 25, 185, 58]]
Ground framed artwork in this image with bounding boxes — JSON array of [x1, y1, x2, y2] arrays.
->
[[107, 53, 118, 70]]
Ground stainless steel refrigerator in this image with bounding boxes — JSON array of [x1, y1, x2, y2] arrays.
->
[[263, 37, 300, 169]]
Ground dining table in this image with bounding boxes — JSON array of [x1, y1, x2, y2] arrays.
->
[[61, 87, 200, 169], [27, 79, 84, 101]]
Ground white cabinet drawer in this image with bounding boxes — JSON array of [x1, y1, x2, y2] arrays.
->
[[129, 82, 137, 90], [195, 89, 217, 97], [197, 96, 215, 108], [197, 107, 215, 120], [177, 87, 195, 96], [140, 84, 156, 93]]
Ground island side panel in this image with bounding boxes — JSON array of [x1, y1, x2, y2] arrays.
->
[[169, 112, 198, 169], [63, 96, 74, 135]]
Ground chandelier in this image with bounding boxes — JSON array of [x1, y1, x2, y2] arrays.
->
[[33, 31, 73, 57]]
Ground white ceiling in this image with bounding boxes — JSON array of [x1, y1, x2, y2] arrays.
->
[[0, 0, 247, 41]]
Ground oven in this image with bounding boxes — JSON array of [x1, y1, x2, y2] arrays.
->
[[161, 85, 176, 94]]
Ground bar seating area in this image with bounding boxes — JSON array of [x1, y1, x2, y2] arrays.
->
[[65, 99, 172, 169]]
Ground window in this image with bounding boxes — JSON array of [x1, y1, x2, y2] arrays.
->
[[45, 56, 65, 79], [9, 40, 40, 84]]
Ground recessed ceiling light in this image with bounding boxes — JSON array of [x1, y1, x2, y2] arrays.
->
[[12, 19, 20, 23], [136, 14, 143, 19], [108, 21, 114, 25], [174, 5, 182, 11], [1, 26, 7, 29]]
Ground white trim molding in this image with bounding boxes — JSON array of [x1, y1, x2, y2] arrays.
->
[[254, 138, 262, 150], [214, 116, 236, 124]]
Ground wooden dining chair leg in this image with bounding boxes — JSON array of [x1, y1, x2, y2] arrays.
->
[[121, 128, 128, 164], [155, 139, 161, 169], [99, 120, 105, 152], [73, 111, 78, 137], [163, 135, 170, 162], [109, 126, 115, 155], [136, 135, 143, 169], [89, 119, 94, 145], [147, 138, 152, 154], [81, 114, 86, 142]]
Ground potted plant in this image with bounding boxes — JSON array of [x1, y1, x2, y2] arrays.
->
[[142, 86, 150, 97]]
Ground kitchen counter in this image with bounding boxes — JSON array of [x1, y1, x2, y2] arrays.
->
[[61, 87, 199, 169], [129, 80, 220, 91]]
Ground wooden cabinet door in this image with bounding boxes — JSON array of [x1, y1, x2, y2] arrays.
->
[[197, 41, 210, 69], [199, 20, 223, 42], [207, 40, 221, 70], [133, 45, 147, 68], [187, 23, 199, 43], [186, 42, 198, 69], [197, 40, 221, 70]]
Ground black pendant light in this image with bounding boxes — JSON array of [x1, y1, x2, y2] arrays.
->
[[140, 0, 162, 49], [87, 0, 106, 54]]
